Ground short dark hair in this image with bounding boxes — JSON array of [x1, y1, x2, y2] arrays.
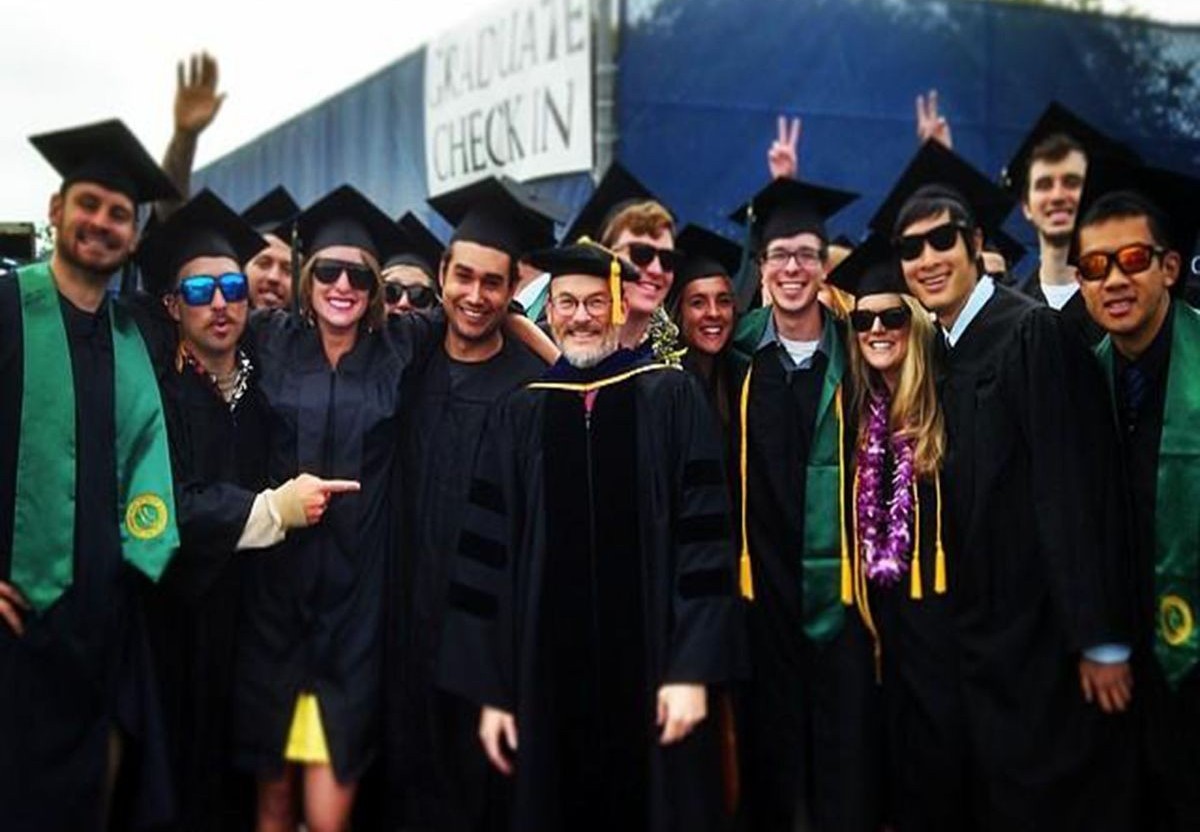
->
[[1078, 190, 1173, 252], [893, 185, 979, 256], [1022, 132, 1086, 202], [441, 240, 519, 286]]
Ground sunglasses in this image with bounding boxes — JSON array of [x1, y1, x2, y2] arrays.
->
[[849, 305, 912, 333], [384, 281, 437, 309], [620, 243, 682, 272], [177, 272, 249, 307], [312, 258, 377, 293], [1077, 243, 1165, 283], [895, 223, 968, 262]]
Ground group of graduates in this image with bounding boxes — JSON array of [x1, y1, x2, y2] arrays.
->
[[0, 53, 1198, 832]]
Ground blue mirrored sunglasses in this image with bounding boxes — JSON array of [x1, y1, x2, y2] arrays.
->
[[177, 272, 250, 306]]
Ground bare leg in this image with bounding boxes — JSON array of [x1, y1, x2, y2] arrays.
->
[[302, 763, 358, 832], [256, 764, 299, 832]]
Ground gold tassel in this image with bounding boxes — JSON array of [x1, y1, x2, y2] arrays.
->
[[609, 255, 625, 325], [837, 388, 853, 605], [910, 479, 924, 601], [738, 367, 754, 600], [934, 473, 947, 594]]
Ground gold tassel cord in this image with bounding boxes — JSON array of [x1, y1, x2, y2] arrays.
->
[[851, 464, 883, 682], [738, 366, 754, 600], [934, 473, 947, 594], [838, 387, 852, 605], [910, 479, 924, 601]]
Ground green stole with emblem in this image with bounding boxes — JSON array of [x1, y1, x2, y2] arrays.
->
[[11, 262, 179, 612], [1097, 302, 1200, 688]]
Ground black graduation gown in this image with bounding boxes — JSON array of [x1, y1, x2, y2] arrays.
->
[[738, 330, 882, 832], [0, 275, 174, 831], [1108, 307, 1200, 830], [142, 352, 270, 831], [1022, 265, 1105, 347], [384, 337, 545, 831], [438, 357, 743, 832], [234, 309, 442, 783], [936, 283, 1135, 830]]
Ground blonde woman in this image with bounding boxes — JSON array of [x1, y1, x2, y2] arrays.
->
[[830, 234, 971, 832]]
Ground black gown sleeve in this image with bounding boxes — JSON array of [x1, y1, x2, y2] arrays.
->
[[664, 373, 746, 684]]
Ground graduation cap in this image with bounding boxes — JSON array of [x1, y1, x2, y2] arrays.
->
[[384, 211, 446, 278], [1000, 101, 1141, 197], [135, 189, 266, 296], [870, 141, 1015, 238], [429, 176, 562, 260], [669, 224, 742, 305], [729, 177, 858, 248], [562, 162, 666, 244], [525, 239, 639, 325], [0, 222, 36, 263], [830, 233, 857, 251], [294, 185, 409, 264], [984, 228, 1028, 270], [241, 186, 300, 239], [826, 233, 908, 299], [29, 119, 178, 204]]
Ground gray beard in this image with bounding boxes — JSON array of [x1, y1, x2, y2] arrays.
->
[[560, 331, 619, 368]]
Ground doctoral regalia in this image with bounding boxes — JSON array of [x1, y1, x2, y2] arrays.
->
[[438, 350, 743, 832]]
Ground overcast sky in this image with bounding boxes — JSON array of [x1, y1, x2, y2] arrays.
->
[[2, 0, 1196, 222]]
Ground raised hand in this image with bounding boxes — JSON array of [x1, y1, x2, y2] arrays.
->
[[916, 90, 953, 149], [175, 52, 226, 137], [767, 115, 802, 180]]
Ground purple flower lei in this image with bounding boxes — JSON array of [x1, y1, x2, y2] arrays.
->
[[856, 390, 916, 585]]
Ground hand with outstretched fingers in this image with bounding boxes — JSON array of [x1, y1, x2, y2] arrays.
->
[[175, 51, 226, 137], [768, 115, 802, 180], [916, 89, 953, 149]]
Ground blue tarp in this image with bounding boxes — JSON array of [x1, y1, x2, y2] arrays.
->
[[197, 0, 1200, 271]]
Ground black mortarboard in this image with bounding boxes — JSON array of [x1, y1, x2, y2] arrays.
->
[[871, 141, 1016, 237], [827, 233, 908, 298], [241, 186, 300, 239], [1001, 101, 1140, 196], [384, 211, 446, 277], [0, 222, 36, 263], [729, 177, 858, 248], [29, 119, 178, 204], [1073, 157, 1200, 275], [985, 228, 1028, 270], [525, 240, 639, 325], [562, 162, 665, 244], [294, 185, 409, 263], [135, 189, 265, 296], [429, 176, 563, 259], [672, 224, 742, 293], [831, 233, 857, 250]]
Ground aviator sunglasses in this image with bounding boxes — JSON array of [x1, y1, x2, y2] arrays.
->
[[849, 305, 912, 333], [895, 223, 969, 262], [619, 242, 682, 272], [312, 258, 378, 293], [1076, 243, 1166, 283], [177, 272, 249, 306], [384, 281, 437, 309]]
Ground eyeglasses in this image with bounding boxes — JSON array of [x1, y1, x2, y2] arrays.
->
[[618, 243, 681, 272], [894, 223, 968, 262], [760, 247, 823, 270], [384, 281, 436, 309], [1077, 243, 1166, 283], [550, 294, 613, 317], [312, 258, 377, 292], [177, 272, 249, 307], [849, 305, 912, 333]]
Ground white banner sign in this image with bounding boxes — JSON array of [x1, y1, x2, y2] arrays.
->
[[424, 0, 593, 197]]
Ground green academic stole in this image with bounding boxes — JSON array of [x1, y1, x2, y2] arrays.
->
[[11, 262, 179, 611], [1098, 303, 1200, 688], [738, 312, 848, 643]]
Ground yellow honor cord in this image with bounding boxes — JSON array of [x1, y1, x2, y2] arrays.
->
[[610, 256, 625, 325], [738, 367, 754, 600], [851, 464, 882, 681], [933, 472, 947, 594], [910, 479, 924, 601], [837, 387, 853, 605]]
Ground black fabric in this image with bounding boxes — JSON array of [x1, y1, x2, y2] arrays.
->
[[936, 283, 1135, 829], [0, 275, 174, 831], [233, 307, 443, 783], [437, 363, 742, 832], [1021, 268, 1105, 347]]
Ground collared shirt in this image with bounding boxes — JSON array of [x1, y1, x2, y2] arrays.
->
[[514, 272, 551, 314], [1039, 280, 1079, 312], [756, 309, 833, 372], [944, 275, 995, 348]]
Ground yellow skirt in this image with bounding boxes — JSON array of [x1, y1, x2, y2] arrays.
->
[[284, 693, 330, 764]]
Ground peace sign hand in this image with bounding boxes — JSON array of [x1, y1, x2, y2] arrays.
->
[[916, 90, 953, 149], [768, 115, 802, 180]]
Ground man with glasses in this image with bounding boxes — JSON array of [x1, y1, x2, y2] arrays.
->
[[727, 177, 886, 832], [382, 212, 443, 317], [877, 141, 1135, 829], [438, 239, 740, 832], [1073, 159, 1200, 830], [380, 176, 557, 832]]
